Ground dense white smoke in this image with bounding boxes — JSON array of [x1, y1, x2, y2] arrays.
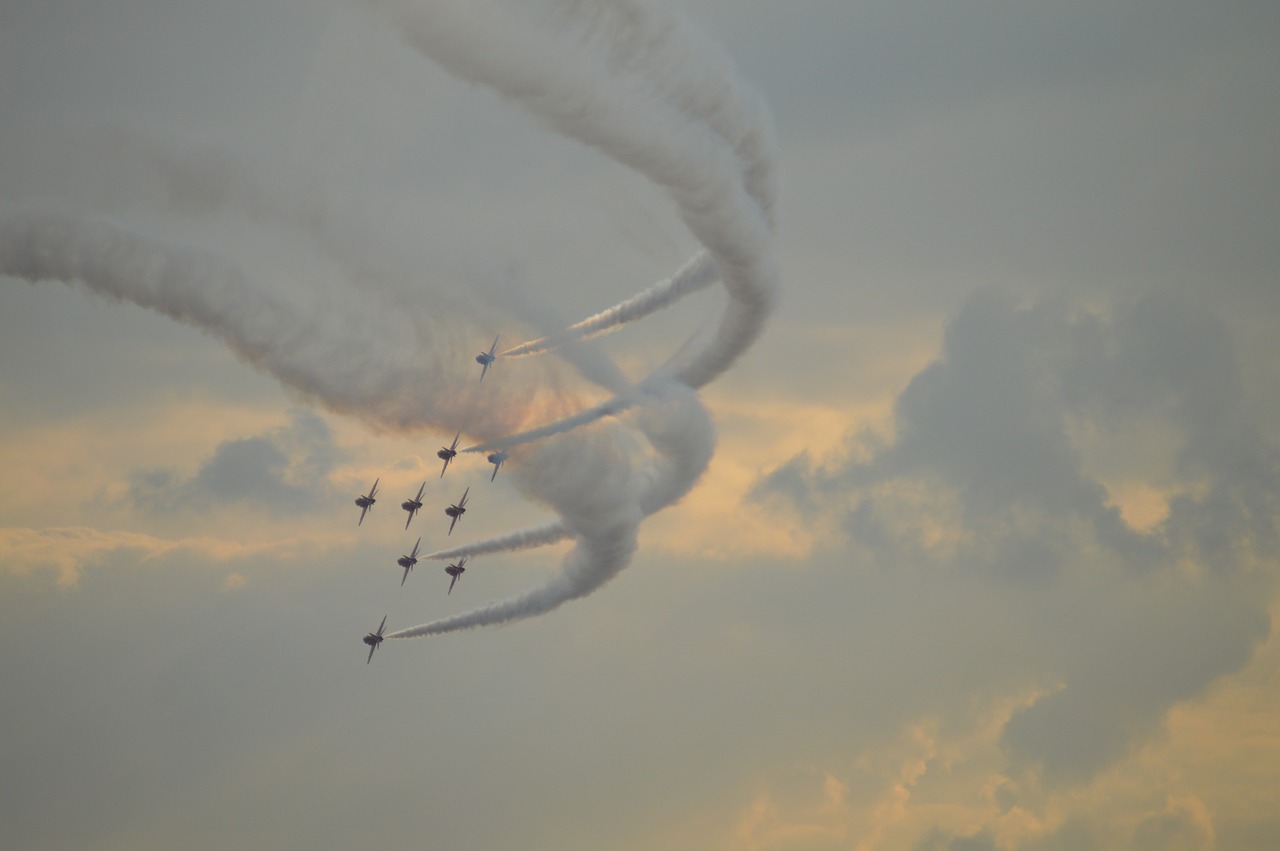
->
[[2, 0, 778, 644], [0, 209, 453, 430], [358, 0, 778, 640], [393, 380, 714, 636]]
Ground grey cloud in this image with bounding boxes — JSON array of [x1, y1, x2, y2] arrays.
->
[[756, 289, 1279, 577], [1000, 587, 1268, 784], [912, 830, 997, 851], [1132, 799, 1214, 851], [752, 289, 1279, 785], [128, 409, 342, 514], [1018, 818, 1104, 851]]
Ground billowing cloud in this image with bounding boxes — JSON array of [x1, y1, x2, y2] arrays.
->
[[753, 289, 1279, 785], [127, 409, 342, 515]]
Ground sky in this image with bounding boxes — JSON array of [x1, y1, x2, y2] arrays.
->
[[2, 1, 1279, 849]]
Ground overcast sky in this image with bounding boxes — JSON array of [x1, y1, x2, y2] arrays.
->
[[3, 1, 1279, 849]]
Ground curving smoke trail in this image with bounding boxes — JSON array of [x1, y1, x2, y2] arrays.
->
[[0, 208, 539, 437], [363, 1, 780, 387], [423, 379, 714, 565], [2, 0, 778, 645], [500, 251, 719, 358], [363, 0, 779, 641], [389, 381, 714, 637]]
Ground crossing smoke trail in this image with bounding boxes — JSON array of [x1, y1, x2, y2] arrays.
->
[[0, 0, 778, 644], [369, 0, 780, 641], [424, 379, 715, 564], [391, 381, 714, 636]]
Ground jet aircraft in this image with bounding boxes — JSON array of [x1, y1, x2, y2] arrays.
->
[[363, 615, 387, 663], [397, 538, 422, 586], [437, 432, 461, 478], [401, 481, 426, 529], [445, 556, 467, 594], [445, 487, 470, 535], [354, 478, 379, 526], [486, 450, 508, 482], [476, 335, 500, 382]]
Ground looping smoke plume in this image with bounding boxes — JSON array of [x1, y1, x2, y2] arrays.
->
[[370, 0, 777, 640], [2, 0, 778, 643]]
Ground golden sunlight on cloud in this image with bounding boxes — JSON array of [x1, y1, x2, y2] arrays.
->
[[636, 317, 943, 564], [1104, 481, 1171, 532], [0, 526, 310, 588], [694, 658, 1280, 851], [222, 572, 249, 592], [644, 395, 894, 563], [0, 399, 287, 524]]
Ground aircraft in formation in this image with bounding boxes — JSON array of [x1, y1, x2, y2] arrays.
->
[[360, 336, 508, 660], [354, 478, 379, 526], [401, 481, 426, 529], [445, 556, 467, 594], [397, 538, 421, 586], [476, 335, 499, 382], [445, 487, 469, 535], [487, 450, 508, 482], [364, 615, 387, 663], [437, 431, 461, 478]]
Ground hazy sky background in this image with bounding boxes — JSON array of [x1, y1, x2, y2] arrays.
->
[[2, 1, 1279, 849]]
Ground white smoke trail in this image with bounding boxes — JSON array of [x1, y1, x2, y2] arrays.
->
[[3, 0, 778, 643], [424, 520, 571, 561], [423, 380, 713, 564], [389, 380, 713, 637], [500, 250, 719, 358], [0, 208, 499, 433], [363, 0, 780, 385], [366, 0, 779, 639]]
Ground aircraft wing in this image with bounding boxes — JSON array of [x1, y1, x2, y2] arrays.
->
[[367, 644, 376, 664], [404, 508, 414, 530], [448, 574, 458, 594], [358, 504, 369, 526], [479, 360, 490, 382], [401, 566, 410, 586], [448, 514, 458, 536]]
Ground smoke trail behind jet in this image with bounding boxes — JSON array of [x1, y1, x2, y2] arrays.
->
[[0, 208, 483, 432], [500, 251, 719, 358], [366, 0, 779, 639]]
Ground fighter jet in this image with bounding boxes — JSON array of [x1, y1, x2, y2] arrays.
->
[[363, 615, 387, 663], [445, 556, 467, 594], [401, 481, 426, 529], [397, 538, 422, 586], [486, 450, 508, 482], [437, 432, 461, 478], [445, 487, 470, 535], [354, 478, 379, 526], [476, 335, 500, 382]]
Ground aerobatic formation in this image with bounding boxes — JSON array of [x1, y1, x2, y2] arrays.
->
[[0, 0, 779, 662], [346, 0, 779, 660]]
